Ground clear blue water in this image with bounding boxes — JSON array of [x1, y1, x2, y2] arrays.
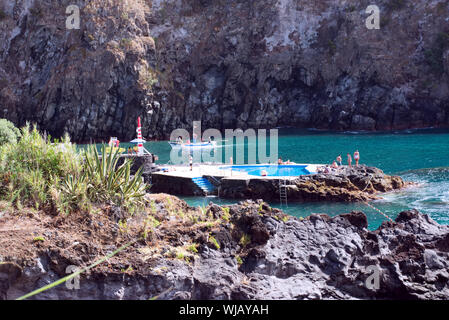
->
[[220, 165, 311, 177], [141, 128, 449, 230]]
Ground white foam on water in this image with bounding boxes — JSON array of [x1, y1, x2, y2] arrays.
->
[[377, 167, 449, 225]]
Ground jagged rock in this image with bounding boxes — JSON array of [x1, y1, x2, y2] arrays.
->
[[1, 197, 448, 300], [1, 1, 449, 141], [220, 165, 406, 202]]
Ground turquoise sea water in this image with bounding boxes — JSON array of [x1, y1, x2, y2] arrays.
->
[[141, 128, 449, 230]]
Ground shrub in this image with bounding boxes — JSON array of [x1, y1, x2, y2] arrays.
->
[[78, 144, 147, 213], [0, 124, 80, 208], [0, 124, 147, 214], [0, 119, 20, 146]]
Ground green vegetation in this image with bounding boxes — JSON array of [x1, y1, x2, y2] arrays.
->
[[177, 209, 185, 218], [121, 11, 129, 21], [236, 255, 243, 265], [239, 233, 251, 247], [0, 119, 20, 146], [33, 236, 45, 242], [424, 32, 449, 75], [221, 207, 230, 221], [149, 200, 157, 214], [118, 219, 129, 233], [0, 123, 147, 215], [145, 215, 160, 228], [202, 220, 215, 228], [209, 234, 220, 250], [165, 197, 173, 213], [187, 243, 198, 253], [176, 251, 185, 260], [257, 203, 264, 216]]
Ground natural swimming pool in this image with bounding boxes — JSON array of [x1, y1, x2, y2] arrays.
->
[[220, 164, 311, 177], [87, 128, 449, 230]]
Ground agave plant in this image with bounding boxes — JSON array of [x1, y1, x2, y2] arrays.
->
[[55, 174, 90, 215], [82, 145, 147, 212]]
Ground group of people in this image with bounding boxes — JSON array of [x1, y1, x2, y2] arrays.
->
[[318, 150, 361, 174], [277, 158, 295, 165], [175, 135, 213, 145], [338, 150, 360, 167]]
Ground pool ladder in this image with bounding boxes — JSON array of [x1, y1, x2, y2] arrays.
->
[[279, 179, 288, 206]]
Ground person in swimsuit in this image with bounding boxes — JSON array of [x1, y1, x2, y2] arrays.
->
[[189, 155, 193, 171], [336, 155, 342, 166], [347, 153, 352, 167], [354, 150, 360, 166]]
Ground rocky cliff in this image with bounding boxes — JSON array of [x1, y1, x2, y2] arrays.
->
[[1, 0, 449, 142], [1, 195, 448, 299]]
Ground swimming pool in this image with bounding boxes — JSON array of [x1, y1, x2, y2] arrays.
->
[[221, 165, 311, 177]]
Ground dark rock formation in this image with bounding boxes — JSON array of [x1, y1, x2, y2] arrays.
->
[[1, 1, 449, 142], [220, 165, 406, 202], [1, 196, 448, 300]]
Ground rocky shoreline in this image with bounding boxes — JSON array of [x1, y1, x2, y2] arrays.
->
[[1, 194, 448, 300], [220, 165, 407, 202], [151, 165, 407, 202]]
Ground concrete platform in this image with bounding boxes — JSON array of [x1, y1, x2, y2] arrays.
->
[[154, 163, 321, 179], [149, 163, 322, 197]]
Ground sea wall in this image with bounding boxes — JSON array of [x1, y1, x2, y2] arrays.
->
[[150, 173, 205, 196]]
